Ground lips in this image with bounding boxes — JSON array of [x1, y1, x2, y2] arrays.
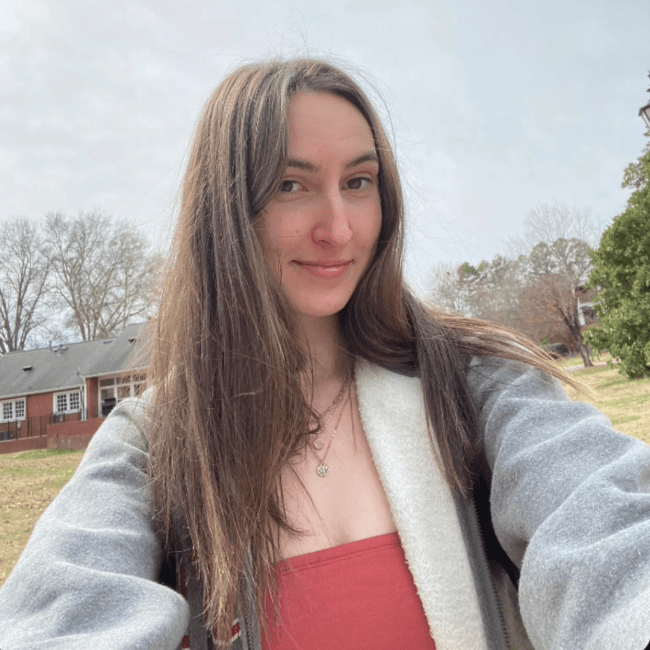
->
[[293, 260, 351, 279]]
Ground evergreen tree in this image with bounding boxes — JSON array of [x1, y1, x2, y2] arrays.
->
[[585, 135, 650, 377]]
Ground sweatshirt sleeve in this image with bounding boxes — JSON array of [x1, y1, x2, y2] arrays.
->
[[467, 357, 650, 650], [0, 397, 190, 650]]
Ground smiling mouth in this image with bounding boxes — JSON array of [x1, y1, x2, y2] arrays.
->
[[293, 260, 351, 278]]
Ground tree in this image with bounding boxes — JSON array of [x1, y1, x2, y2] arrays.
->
[[46, 211, 158, 341], [430, 203, 599, 365], [585, 137, 650, 378], [516, 274, 571, 346], [467, 255, 525, 328], [428, 262, 474, 316], [429, 255, 529, 333], [0, 218, 52, 353], [525, 238, 594, 366], [507, 202, 598, 367]]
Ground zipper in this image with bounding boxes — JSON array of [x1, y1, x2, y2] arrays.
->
[[238, 564, 261, 650], [242, 614, 254, 650], [470, 489, 512, 650]]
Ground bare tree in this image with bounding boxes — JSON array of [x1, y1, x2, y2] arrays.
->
[[507, 201, 599, 367], [517, 269, 582, 351], [512, 201, 601, 251], [45, 211, 157, 341], [0, 218, 52, 353], [428, 202, 600, 367]]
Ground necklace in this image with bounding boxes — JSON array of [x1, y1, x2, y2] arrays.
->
[[312, 388, 349, 477], [312, 374, 350, 451], [310, 372, 353, 478]]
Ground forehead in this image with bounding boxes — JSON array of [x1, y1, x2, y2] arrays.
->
[[286, 91, 376, 157]]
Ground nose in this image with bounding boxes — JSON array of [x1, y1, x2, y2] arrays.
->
[[312, 189, 352, 247]]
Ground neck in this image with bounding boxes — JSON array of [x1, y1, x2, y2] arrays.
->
[[295, 314, 348, 389]]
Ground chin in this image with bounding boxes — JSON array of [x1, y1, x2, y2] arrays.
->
[[292, 295, 352, 321]]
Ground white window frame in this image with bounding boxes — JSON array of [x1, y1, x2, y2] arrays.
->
[[0, 398, 26, 422], [53, 390, 81, 414], [98, 372, 146, 415]]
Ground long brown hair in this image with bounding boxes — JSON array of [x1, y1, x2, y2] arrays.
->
[[147, 58, 569, 639]]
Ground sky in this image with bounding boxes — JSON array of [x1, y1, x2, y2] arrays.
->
[[2, 0, 649, 296]]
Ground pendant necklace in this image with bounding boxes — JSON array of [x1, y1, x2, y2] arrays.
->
[[310, 372, 352, 478]]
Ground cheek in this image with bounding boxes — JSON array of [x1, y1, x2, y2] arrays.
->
[[259, 210, 309, 254], [257, 217, 300, 284], [256, 215, 281, 278], [360, 204, 382, 251], [361, 211, 383, 267]]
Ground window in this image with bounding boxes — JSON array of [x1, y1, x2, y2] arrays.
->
[[133, 373, 146, 396], [69, 391, 80, 411], [53, 390, 81, 413], [56, 393, 67, 413], [0, 398, 26, 422], [99, 373, 147, 416]]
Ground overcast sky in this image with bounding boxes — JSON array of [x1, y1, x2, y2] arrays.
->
[[2, 0, 649, 295]]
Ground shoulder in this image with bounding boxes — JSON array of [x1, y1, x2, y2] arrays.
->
[[0, 390, 190, 649], [84, 392, 152, 460], [465, 354, 569, 414], [355, 355, 566, 408], [355, 358, 420, 393]]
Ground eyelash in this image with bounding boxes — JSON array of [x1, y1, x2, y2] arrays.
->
[[278, 180, 302, 193], [278, 176, 373, 193], [346, 177, 372, 190]]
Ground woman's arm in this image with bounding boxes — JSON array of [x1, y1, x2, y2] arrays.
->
[[468, 357, 650, 650], [0, 398, 190, 650]]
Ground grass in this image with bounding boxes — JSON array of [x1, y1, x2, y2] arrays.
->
[[564, 362, 650, 445], [556, 350, 612, 370], [0, 448, 83, 588], [0, 357, 648, 589], [555, 355, 586, 369]]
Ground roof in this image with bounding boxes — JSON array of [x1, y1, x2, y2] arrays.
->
[[0, 323, 149, 400]]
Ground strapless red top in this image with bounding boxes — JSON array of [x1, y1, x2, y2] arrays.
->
[[262, 532, 436, 649]]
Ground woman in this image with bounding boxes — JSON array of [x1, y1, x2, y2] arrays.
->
[[2, 58, 650, 650]]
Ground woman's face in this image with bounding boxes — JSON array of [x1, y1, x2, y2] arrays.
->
[[257, 91, 382, 327]]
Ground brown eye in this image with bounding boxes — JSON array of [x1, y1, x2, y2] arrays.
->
[[346, 177, 371, 190], [279, 180, 301, 193]]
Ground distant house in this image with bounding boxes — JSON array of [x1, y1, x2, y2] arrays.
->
[[576, 286, 597, 328], [0, 323, 148, 455]]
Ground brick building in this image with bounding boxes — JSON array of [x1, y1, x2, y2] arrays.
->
[[0, 323, 147, 455]]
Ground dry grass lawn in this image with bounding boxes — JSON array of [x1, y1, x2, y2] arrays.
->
[[0, 449, 83, 588], [0, 358, 648, 589], [565, 362, 650, 445]]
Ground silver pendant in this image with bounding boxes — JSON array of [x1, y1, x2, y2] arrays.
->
[[313, 437, 325, 450], [316, 463, 329, 478]]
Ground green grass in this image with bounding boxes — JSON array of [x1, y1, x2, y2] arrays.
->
[[557, 350, 612, 370], [0, 448, 84, 588], [555, 355, 584, 368], [14, 448, 81, 460]]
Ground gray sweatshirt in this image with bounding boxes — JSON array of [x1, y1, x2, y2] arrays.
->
[[1, 357, 649, 649]]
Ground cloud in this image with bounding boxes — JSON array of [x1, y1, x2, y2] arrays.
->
[[1, 0, 648, 292]]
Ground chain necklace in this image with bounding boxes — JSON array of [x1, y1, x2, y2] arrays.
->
[[310, 372, 352, 478], [312, 373, 350, 452]]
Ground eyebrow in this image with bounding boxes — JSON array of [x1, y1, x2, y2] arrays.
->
[[286, 151, 380, 173]]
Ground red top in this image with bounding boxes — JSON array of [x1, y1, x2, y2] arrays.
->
[[262, 532, 436, 650]]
